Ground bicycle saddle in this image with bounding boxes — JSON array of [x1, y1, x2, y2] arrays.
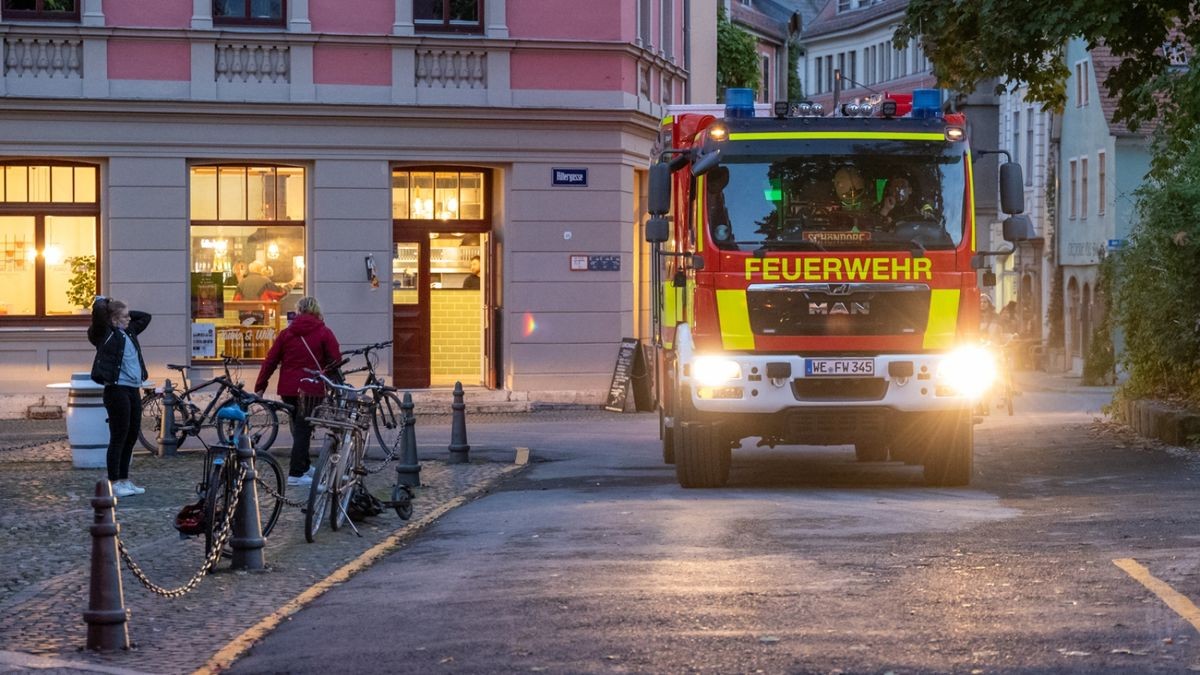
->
[[166, 363, 192, 371]]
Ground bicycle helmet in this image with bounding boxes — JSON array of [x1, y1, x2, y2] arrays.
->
[[173, 500, 205, 536]]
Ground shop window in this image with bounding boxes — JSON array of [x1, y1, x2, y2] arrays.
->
[[0, 162, 98, 321], [213, 0, 285, 27], [189, 164, 305, 362], [414, 0, 483, 33], [392, 169, 486, 222], [3, 0, 79, 21]]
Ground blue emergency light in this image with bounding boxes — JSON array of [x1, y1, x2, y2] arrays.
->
[[724, 88, 756, 119], [910, 88, 942, 119]]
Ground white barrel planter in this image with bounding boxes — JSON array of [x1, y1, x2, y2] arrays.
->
[[66, 372, 108, 469]]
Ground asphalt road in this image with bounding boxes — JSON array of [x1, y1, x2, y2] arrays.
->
[[228, 383, 1200, 674]]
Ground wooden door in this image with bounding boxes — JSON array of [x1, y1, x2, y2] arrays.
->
[[391, 236, 430, 389]]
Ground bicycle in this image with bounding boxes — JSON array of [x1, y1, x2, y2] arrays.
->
[[138, 355, 286, 454], [302, 369, 414, 542], [192, 389, 293, 555], [337, 340, 405, 457]]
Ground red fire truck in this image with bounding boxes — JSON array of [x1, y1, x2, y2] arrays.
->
[[644, 89, 1032, 488]]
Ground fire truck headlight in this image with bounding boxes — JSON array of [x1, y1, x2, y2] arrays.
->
[[935, 346, 997, 399], [692, 356, 743, 387]]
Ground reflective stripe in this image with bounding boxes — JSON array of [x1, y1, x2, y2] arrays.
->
[[662, 281, 679, 328], [686, 276, 696, 326], [728, 131, 947, 141], [923, 289, 960, 349], [716, 289, 755, 350], [695, 176, 705, 253], [966, 151, 976, 250]]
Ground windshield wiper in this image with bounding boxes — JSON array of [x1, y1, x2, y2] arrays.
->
[[750, 239, 827, 254]]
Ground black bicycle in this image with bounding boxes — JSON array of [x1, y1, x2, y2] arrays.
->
[[337, 340, 405, 457], [194, 389, 293, 555], [138, 355, 286, 453]]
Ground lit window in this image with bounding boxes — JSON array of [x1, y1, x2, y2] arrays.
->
[[392, 169, 487, 221], [0, 162, 98, 320], [189, 164, 306, 362]]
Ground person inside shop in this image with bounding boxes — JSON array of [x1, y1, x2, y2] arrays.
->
[[254, 296, 342, 487], [88, 296, 152, 498], [462, 255, 481, 289], [235, 260, 293, 301]]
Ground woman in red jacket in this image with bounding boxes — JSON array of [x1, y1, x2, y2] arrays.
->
[[254, 296, 341, 486]]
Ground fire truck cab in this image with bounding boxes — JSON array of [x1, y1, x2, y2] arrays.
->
[[645, 89, 1033, 488]]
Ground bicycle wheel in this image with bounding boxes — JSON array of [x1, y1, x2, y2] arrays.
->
[[254, 451, 285, 538], [138, 393, 188, 453], [392, 484, 414, 520], [330, 431, 361, 532], [216, 400, 280, 451], [371, 390, 404, 458], [203, 461, 231, 556], [305, 434, 339, 543]]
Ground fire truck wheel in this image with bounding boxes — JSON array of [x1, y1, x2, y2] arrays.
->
[[922, 411, 973, 487], [854, 442, 888, 462], [675, 421, 730, 488]]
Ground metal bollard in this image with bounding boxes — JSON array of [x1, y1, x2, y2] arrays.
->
[[158, 378, 179, 457], [84, 480, 130, 652], [395, 392, 421, 487], [229, 431, 265, 571], [447, 381, 470, 464]]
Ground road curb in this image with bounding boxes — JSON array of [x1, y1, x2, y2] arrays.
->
[[1118, 399, 1200, 448], [195, 461, 528, 675]]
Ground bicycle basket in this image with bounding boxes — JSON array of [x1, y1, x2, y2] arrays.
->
[[347, 484, 384, 522], [309, 395, 373, 431], [173, 499, 206, 536]]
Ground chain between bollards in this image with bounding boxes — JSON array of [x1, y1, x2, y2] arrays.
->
[[448, 381, 470, 464]]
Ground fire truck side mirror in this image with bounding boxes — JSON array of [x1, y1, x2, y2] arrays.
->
[[648, 163, 672, 216], [691, 149, 722, 177], [645, 216, 669, 243], [1002, 214, 1035, 242], [999, 162, 1025, 214]]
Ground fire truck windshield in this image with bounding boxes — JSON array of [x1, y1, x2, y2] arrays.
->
[[707, 146, 966, 252]]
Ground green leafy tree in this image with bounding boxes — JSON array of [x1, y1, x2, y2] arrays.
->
[[896, 1, 1198, 174], [717, 4, 760, 101]]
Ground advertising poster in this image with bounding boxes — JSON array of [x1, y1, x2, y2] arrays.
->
[[191, 323, 216, 359], [190, 272, 224, 319]]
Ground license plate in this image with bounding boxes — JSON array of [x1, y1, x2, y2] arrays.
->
[[804, 358, 875, 377]]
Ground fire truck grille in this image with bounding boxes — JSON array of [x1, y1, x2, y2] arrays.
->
[[786, 407, 891, 444], [792, 377, 889, 402], [747, 284, 930, 336]]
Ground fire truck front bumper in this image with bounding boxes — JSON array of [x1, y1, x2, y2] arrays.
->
[[681, 346, 996, 415]]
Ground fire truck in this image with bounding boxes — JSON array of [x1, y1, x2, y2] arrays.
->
[[644, 88, 1032, 488]]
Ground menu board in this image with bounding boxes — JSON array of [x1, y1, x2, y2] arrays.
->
[[605, 338, 654, 413]]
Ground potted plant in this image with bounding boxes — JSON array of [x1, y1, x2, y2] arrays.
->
[[65, 254, 96, 311]]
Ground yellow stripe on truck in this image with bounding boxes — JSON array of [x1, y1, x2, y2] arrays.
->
[[923, 289, 960, 349], [716, 289, 755, 350]]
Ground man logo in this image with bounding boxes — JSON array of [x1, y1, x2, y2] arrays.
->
[[808, 301, 870, 315]]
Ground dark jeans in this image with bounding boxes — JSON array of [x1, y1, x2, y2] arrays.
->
[[103, 385, 141, 482], [282, 395, 318, 477]]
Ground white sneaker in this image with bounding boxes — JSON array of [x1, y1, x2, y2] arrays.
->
[[125, 480, 146, 495], [287, 474, 313, 487], [112, 480, 137, 498]]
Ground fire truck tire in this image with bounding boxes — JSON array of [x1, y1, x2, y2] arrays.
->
[[854, 442, 888, 462], [923, 411, 973, 487], [675, 421, 730, 488]]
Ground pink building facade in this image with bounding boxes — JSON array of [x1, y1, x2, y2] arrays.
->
[[0, 0, 713, 412]]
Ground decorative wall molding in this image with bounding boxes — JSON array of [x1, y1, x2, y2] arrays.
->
[[215, 43, 290, 84], [4, 37, 83, 79], [415, 49, 486, 89]]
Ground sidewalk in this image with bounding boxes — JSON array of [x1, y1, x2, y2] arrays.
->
[[0, 413, 534, 674], [1013, 368, 1118, 396]]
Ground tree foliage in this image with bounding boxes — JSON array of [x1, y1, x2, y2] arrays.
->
[[717, 4, 760, 101], [896, 0, 1199, 172], [1112, 143, 1200, 406], [788, 37, 802, 101]]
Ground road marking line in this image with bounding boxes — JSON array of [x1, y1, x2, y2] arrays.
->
[[515, 446, 530, 465], [1114, 558, 1200, 632], [195, 463, 525, 675]]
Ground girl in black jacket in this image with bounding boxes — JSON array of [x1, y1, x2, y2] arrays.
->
[[89, 296, 152, 498]]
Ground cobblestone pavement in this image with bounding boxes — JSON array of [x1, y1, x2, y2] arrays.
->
[[0, 413, 535, 674]]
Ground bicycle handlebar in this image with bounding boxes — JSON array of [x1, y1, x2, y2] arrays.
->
[[343, 340, 393, 357], [301, 368, 385, 396], [227, 383, 295, 416]]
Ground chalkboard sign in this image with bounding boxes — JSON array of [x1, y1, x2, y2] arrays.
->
[[605, 338, 654, 413]]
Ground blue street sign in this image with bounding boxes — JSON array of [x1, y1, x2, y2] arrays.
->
[[552, 168, 588, 186]]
